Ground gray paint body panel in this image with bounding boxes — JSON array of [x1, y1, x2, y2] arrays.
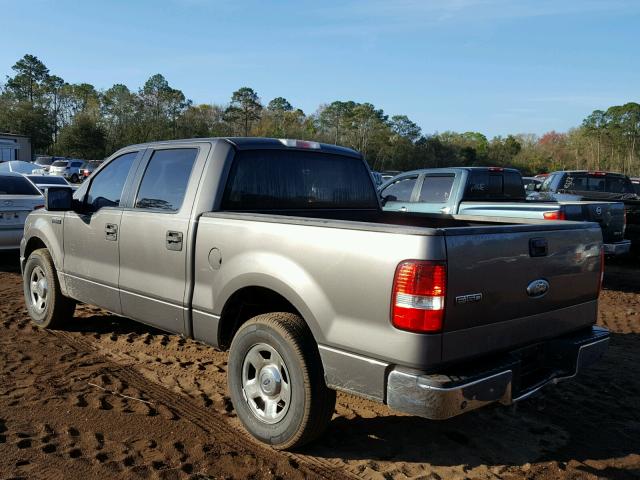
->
[[21, 138, 607, 409]]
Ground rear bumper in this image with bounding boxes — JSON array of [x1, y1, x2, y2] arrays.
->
[[386, 326, 609, 420], [603, 240, 631, 256]]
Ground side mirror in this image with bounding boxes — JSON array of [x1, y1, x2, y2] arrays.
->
[[45, 187, 73, 211]]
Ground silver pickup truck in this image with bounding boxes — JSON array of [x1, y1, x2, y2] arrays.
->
[[21, 138, 609, 449], [380, 167, 630, 256]]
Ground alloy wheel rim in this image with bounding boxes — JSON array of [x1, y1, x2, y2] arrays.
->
[[241, 343, 291, 424], [30, 266, 48, 314]]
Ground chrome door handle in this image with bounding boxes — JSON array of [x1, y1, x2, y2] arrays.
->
[[105, 223, 118, 241], [166, 231, 183, 251]]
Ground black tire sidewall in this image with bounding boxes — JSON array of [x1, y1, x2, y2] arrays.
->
[[228, 321, 308, 446], [23, 251, 57, 327], [71, 174, 79, 183]]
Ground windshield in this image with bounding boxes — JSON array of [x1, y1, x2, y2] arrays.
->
[[222, 150, 379, 210], [0, 176, 41, 195], [52, 161, 68, 167]]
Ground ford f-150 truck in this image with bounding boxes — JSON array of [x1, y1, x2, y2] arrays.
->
[[379, 167, 630, 256], [529, 170, 640, 249], [21, 138, 609, 449]]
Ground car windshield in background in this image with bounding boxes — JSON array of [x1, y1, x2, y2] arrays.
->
[[222, 150, 379, 210], [562, 174, 635, 194], [51, 161, 68, 167], [29, 175, 68, 185], [35, 157, 54, 166], [0, 176, 41, 195]]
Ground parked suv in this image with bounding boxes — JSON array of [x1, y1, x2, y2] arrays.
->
[[49, 159, 85, 183]]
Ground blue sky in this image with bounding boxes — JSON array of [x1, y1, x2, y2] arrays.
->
[[3, 0, 639, 138]]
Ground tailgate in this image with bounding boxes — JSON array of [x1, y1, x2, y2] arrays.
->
[[562, 201, 625, 243], [441, 223, 601, 361]]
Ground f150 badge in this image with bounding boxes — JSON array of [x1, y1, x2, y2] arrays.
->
[[527, 279, 550, 298], [455, 293, 483, 305]]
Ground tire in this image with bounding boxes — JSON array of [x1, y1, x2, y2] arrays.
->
[[228, 312, 336, 450], [70, 174, 79, 183], [23, 248, 76, 329]]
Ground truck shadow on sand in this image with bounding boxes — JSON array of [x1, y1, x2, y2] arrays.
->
[[303, 332, 640, 474]]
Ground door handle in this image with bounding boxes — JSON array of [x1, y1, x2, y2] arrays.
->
[[166, 231, 183, 251], [399, 207, 408, 212], [105, 223, 118, 241]]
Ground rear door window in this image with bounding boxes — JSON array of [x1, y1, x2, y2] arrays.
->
[[222, 150, 379, 210], [418, 175, 454, 202], [134, 148, 198, 212], [382, 177, 418, 203]]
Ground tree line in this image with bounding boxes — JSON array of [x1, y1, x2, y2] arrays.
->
[[1, 54, 638, 176]]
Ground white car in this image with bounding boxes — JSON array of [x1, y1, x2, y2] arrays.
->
[[0, 172, 44, 251], [49, 159, 86, 183]]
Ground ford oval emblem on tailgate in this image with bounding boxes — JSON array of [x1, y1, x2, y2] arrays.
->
[[527, 279, 549, 298]]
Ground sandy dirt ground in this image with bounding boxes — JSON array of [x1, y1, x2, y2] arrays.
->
[[1, 252, 639, 480]]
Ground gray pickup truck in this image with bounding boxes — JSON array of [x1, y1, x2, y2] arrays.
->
[[380, 167, 630, 256], [21, 138, 609, 449]]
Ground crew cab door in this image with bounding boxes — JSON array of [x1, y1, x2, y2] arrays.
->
[[118, 145, 208, 333], [380, 175, 419, 212], [63, 151, 141, 313]]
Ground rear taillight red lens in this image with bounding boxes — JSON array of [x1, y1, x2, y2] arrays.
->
[[543, 211, 566, 220], [391, 260, 446, 333]]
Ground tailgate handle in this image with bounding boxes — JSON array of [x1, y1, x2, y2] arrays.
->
[[529, 238, 548, 257]]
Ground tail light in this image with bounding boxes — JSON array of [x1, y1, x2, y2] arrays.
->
[[488, 167, 504, 172], [543, 211, 566, 220], [597, 246, 605, 296], [391, 260, 446, 333]]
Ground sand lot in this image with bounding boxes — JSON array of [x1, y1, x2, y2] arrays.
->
[[1, 253, 639, 480]]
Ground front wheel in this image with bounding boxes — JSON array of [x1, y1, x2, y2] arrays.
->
[[228, 312, 336, 449], [23, 248, 76, 328]]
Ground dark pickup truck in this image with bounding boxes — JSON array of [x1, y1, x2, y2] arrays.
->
[[380, 167, 630, 256], [531, 170, 640, 249]]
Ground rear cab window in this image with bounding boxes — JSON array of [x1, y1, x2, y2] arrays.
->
[[463, 170, 525, 201], [222, 150, 378, 210], [0, 176, 41, 195], [52, 161, 68, 167], [562, 173, 635, 194]]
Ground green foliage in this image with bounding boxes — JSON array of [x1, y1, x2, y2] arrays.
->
[[0, 54, 638, 175], [54, 113, 106, 159]]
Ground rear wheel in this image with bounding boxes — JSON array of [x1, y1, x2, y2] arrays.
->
[[70, 173, 79, 183], [23, 248, 75, 328], [228, 312, 336, 449]]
